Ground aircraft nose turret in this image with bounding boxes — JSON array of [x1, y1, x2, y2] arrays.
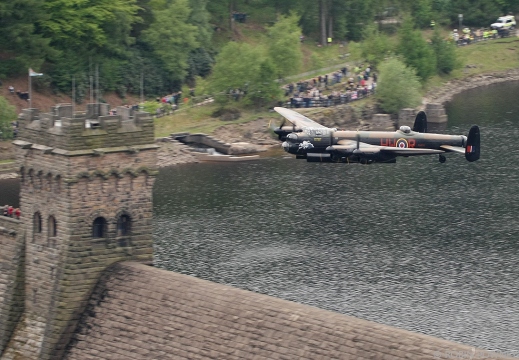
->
[[281, 140, 302, 154], [286, 133, 298, 141]]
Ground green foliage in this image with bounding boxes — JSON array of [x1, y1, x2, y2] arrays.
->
[[187, 48, 215, 81], [360, 24, 394, 67], [267, 13, 303, 78], [246, 59, 283, 107], [397, 17, 436, 82], [375, 57, 422, 114], [407, 0, 434, 28], [142, 0, 199, 83], [0, 96, 16, 140], [347, 42, 363, 62], [0, 0, 54, 77], [430, 28, 457, 74], [446, 0, 502, 27], [343, 0, 378, 41], [4, 0, 519, 109], [310, 53, 324, 70], [141, 100, 162, 114], [188, 0, 212, 47], [41, 0, 140, 53], [208, 42, 265, 104]]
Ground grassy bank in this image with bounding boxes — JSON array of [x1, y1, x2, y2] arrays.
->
[[155, 35, 519, 138], [426, 36, 519, 90], [153, 104, 275, 138]]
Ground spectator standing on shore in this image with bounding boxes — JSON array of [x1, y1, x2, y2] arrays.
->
[[14, 208, 20, 219]]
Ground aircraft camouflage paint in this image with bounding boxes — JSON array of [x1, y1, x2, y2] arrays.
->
[[273, 107, 480, 164]]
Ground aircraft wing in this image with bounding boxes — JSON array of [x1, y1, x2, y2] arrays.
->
[[274, 107, 329, 129], [332, 140, 445, 156], [440, 145, 465, 154], [379, 147, 445, 156], [332, 141, 382, 154]]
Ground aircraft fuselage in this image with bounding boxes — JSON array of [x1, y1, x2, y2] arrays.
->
[[282, 129, 467, 163]]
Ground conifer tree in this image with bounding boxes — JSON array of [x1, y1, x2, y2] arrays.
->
[[142, 0, 199, 83], [397, 17, 436, 82]]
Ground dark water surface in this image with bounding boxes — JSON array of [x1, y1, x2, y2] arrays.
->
[[154, 82, 519, 355]]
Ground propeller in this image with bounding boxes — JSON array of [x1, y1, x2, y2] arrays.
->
[[353, 132, 366, 163], [353, 132, 361, 154], [271, 118, 286, 140]]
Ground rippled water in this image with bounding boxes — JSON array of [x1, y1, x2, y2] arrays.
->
[[154, 82, 519, 354], [1, 83, 518, 354]]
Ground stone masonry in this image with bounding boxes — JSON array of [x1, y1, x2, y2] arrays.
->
[[0, 217, 23, 355], [64, 262, 516, 360], [0, 103, 158, 360]]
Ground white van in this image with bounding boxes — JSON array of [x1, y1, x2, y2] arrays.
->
[[491, 15, 516, 30]]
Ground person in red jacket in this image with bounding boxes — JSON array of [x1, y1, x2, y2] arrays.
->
[[14, 208, 21, 219]]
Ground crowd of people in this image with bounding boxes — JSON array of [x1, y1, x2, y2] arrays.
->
[[3, 205, 21, 219], [283, 65, 377, 108], [451, 26, 514, 46]]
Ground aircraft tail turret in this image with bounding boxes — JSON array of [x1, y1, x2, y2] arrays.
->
[[465, 125, 480, 162], [412, 111, 427, 133]]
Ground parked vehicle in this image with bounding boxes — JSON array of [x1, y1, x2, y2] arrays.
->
[[491, 15, 516, 30]]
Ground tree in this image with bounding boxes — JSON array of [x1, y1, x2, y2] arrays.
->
[[0, 96, 16, 140], [247, 59, 282, 107], [208, 42, 264, 104], [142, 0, 199, 83], [186, 0, 214, 82], [0, 0, 53, 77], [360, 24, 394, 67], [267, 14, 302, 78], [446, 0, 502, 27], [188, 0, 213, 48], [343, 0, 378, 41], [375, 57, 422, 114], [430, 28, 457, 74], [41, 0, 140, 54], [397, 17, 436, 82]]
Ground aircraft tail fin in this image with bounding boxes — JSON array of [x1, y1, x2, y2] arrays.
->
[[465, 125, 480, 162], [412, 111, 427, 133]]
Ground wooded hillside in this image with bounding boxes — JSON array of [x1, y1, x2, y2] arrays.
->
[[2, 0, 518, 98]]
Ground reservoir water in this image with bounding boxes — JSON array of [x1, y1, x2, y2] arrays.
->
[[153, 82, 519, 355], [1, 82, 518, 354]]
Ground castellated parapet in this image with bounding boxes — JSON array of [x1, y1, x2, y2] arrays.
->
[[17, 103, 154, 150], [0, 104, 158, 360]]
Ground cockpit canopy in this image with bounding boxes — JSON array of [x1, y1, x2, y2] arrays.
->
[[399, 125, 412, 134], [302, 127, 335, 137]]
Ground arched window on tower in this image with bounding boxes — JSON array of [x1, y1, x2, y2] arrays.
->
[[33, 212, 42, 242], [92, 217, 107, 238], [48, 216, 57, 237], [48, 215, 57, 247], [117, 214, 131, 237]]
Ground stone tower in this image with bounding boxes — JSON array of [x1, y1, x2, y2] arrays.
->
[[0, 103, 158, 359]]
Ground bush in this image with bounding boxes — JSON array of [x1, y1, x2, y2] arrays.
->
[[375, 58, 422, 114]]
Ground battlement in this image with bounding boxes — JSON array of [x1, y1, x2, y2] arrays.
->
[[17, 103, 154, 150]]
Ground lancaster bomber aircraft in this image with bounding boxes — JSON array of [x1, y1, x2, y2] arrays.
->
[[273, 107, 480, 164]]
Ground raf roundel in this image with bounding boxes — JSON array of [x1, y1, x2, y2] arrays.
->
[[396, 138, 408, 148]]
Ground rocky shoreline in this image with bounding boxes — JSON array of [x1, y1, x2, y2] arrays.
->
[[422, 68, 519, 107]]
